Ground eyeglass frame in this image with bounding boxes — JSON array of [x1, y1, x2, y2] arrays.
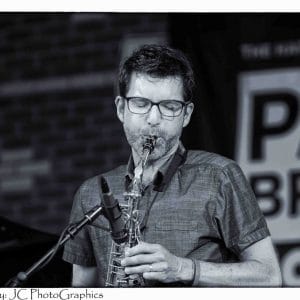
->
[[123, 96, 192, 117]]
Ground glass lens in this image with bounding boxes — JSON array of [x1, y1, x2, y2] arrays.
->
[[128, 98, 150, 113], [159, 100, 183, 116]]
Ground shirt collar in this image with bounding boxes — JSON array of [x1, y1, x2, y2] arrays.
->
[[125, 141, 187, 192]]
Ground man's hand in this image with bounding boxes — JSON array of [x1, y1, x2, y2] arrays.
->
[[120, 242, 194, 283]]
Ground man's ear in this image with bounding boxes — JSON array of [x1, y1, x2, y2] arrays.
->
[[183, 102, 194, 128], [115, 96, 125, 123]]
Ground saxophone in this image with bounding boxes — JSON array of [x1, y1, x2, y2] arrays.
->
[[105, 136, 157, 287]]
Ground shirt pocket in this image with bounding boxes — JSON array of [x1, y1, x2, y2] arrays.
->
[[150, 216, 200, 258]]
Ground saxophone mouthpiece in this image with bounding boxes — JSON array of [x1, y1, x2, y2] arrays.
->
[[143, 135, 157, 154]]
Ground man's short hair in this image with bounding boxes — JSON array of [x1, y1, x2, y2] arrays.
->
[[118, 44, 195, 101]]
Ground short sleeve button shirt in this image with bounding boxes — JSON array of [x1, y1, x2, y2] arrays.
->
[[63, 144, 270, 286]]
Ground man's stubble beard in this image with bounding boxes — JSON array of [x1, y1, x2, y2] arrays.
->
[[123, 124, 180, 162]]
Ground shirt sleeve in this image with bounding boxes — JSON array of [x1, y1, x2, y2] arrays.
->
[[216, 162, 270, 255], [62, 181, 97, 266]]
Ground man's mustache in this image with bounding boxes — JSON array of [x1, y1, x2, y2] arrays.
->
[[140, 128, 165, 137]]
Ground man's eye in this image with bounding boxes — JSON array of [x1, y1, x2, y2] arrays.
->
[[132, 99, 148, 107], [162, 102, 181, 110]]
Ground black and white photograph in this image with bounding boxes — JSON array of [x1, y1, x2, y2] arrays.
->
[[0, 11, 299, 290]]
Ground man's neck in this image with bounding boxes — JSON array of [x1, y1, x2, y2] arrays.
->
[[132, 142, 179, 186]]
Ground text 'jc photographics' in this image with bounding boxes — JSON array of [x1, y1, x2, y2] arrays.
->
[[1, 289, 104, 300]]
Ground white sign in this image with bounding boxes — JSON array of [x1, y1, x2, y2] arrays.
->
[[236, 68, 300, 243]]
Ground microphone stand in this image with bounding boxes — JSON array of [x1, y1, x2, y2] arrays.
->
[[5, 205, 103, 287]]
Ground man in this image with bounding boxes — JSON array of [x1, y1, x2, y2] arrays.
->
[[63, 44, 282, 287]]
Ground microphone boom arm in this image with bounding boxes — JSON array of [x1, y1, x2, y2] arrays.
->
[[5, 205, 104, 287]]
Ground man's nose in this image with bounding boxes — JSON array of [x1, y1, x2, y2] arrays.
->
[[146, 104, 161, 126]]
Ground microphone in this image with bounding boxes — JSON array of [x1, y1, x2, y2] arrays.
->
[[100, 176, 127, 244]]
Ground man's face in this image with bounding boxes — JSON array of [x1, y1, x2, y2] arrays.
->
[[115, 72, 194, 161]]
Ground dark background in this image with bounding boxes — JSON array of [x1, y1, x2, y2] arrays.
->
[[0, 13, 299, 286]]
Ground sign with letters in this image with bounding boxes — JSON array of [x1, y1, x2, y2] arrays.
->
[[236, 68, 300, 285]]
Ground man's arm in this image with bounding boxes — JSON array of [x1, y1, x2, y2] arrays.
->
[[193, 236, 282, 286], [72, 265, 99, 287], [121, 236, 282, 286]]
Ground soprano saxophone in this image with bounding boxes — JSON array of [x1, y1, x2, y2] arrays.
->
[[105, 136, 157, 287]]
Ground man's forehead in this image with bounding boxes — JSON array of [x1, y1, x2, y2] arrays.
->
[[128, 72, 183, 95], [126, 72, 184, 101], [127, 72, 184, 98]]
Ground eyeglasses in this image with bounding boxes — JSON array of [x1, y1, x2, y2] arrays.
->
[[124, 97, 190, 117]]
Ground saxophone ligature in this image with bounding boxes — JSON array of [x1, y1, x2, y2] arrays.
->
[[103, 135, 157, 287]]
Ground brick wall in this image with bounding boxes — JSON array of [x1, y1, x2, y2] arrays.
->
[[0, 13, 169, 234]]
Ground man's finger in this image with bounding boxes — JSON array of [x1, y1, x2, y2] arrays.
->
[[124, 262, 167, 274], [125, 242, 161, 256], [121, 253, 158, 266]]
